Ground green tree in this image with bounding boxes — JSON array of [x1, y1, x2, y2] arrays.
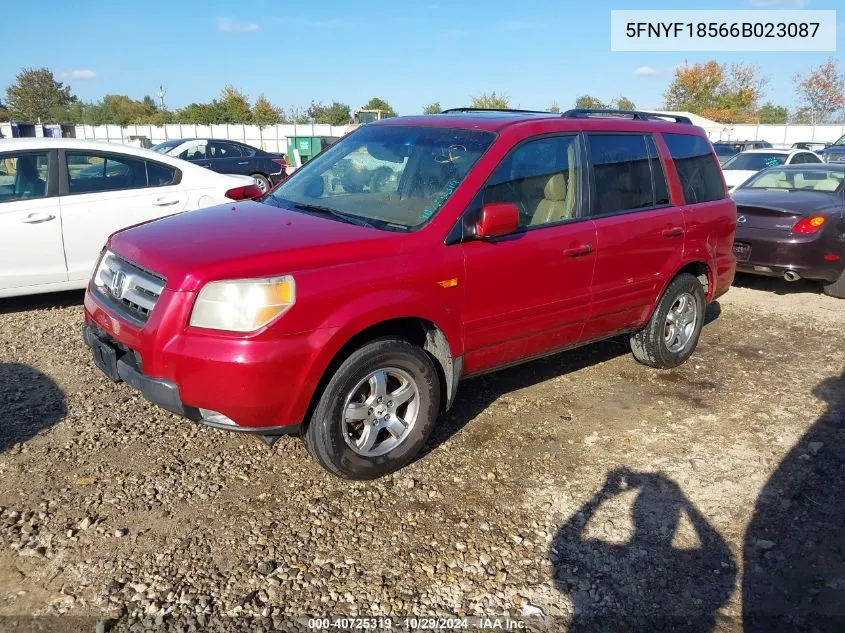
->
[[422, 102, 441, 114], [217, 85, 252, 123], [252, 94, 283, 125], [284, 105, 310, 124], [307, 101, 351, 125], [575, 95, 606, 109], [470, 92, 510, 109], [549, 101, 560, 113], [0, 98, 12, 122], [363, 97, 396, 116], [614, 96, 636, 110], [88, 94, 159, 125], [664, 61, 764, 123], [794, 58, 845, 124], [757, 102, 789, 124], [5, 67, 76, 122], [177, 102, 222, 125]]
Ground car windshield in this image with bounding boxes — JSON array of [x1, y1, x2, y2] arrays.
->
[[713, 143, 742, 155], [151, 141, 181, 154], [832, 135, 845, 147], [722, 152, 787, 171], [742, 168, 845, 193], [265, 125, 495, 231]]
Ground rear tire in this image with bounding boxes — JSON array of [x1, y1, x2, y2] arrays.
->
[[630, 273, 706, 369], [251, 173, 271, 193], [303, 338, 441, 480], [823, 269, 845, 299]]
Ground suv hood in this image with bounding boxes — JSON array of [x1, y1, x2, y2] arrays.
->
[[109, 201, 402, 292]]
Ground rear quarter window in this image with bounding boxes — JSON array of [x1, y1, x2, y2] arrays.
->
[[662, 134, 725, 204]]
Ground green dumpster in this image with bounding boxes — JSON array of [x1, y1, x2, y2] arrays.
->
[[286, 136, 340, 166]]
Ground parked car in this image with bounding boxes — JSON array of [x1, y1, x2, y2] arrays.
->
[[818, 134, 845, 164], [83, 109, 737, 479], [0, 138, 261, 298], [712, 140, 772, 165], [791, 141, 830, 152], [731, 164, 845, 297], [151, 138, 287, 193], [722, 148, 823, 191]]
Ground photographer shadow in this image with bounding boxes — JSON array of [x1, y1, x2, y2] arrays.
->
[[0, 362, 67, 452], [551, 468, 736, 632]]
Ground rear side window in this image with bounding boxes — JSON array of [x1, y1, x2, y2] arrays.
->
[[662, 134, 725, 204], [67, 153, 147, 194], [588, 134, 660, 215], [146, 161, 178, 187]]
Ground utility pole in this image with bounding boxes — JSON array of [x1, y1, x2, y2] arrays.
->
[[157, 85, 166, 110]]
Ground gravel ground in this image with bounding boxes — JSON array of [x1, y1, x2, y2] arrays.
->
[[0, 274, 843, 632]]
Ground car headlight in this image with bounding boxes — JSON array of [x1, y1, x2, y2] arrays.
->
[[190, 276, 295, 332]]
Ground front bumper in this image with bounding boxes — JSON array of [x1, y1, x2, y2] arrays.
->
[[83, 286, 332, 432], [733, 228, 844, 283]]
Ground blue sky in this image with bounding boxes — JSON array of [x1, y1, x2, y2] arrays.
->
[[0, 0, 840, 115]]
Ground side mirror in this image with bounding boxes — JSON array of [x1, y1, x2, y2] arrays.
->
[[475, 202, 519, 238]]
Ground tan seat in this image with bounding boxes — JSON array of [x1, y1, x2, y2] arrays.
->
[[531, 172, 577, 225]]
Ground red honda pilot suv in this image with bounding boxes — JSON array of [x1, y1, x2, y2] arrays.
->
[[83, 109, 736, 479]]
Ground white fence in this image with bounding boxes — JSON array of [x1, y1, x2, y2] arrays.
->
[[704, 123, 844, 146], [2, 121, 843, 151], [0, 122, 353, 153]]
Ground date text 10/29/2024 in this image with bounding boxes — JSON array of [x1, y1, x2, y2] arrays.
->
[[306, 617, 528, 630]]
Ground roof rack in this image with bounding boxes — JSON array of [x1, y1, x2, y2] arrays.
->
[[561, 109, 693, 124], [440, 107, 551, 115]]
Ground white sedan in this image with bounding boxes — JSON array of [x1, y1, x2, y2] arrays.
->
[[722, 148, 824, 191], [0, 138, 261, 298]]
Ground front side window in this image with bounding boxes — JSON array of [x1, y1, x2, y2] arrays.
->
[[265, 125, 495, 231], [662, 133, 725, 204], [0, 152, 50, 202], [484, 135, 583, 228], [588, 134, 659, 214], [66, 152, 147, 194], [180, 143, 207, 161]]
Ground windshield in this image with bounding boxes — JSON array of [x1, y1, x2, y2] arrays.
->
[[713, 143, 742, 155], [151, 141, 181, 154], [832, 135, 845, 147], [722, 152, 787, 171], [265, 125, 495, 231], [742, 168, 844, 193]]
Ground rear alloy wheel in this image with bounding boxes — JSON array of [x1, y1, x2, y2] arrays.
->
[[251, 173, 271, 193], [303, 338, 440, 479], [630, 273, 706, 369], [823, 269, 845, 299]]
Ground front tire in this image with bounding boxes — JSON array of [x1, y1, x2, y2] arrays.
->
[[823, 269, 845, 299], [630, 273, 706, 369], [303, 338, 441, 480]]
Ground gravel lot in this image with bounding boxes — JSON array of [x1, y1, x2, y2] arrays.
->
[[0, 274, 843, 632]]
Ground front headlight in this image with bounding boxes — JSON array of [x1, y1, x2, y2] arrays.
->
[[190, 276, 295, 332]]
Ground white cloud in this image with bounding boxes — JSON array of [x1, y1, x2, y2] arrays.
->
[[60, 70, 96, 80], [216, 18, 260, 33], [272, 16, 350, 28], [633, 66, 658, 77], [748, 0, 808, 7]]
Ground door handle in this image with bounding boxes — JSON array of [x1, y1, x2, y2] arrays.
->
[[237, 161, 249, 165], [661, 226, 684, 238], [21, 212, 56, 224], [563, 243, 594, 257], [153, 197, 180, 207]]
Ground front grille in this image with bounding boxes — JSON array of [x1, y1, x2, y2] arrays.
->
[[93, 252, 166, 325]]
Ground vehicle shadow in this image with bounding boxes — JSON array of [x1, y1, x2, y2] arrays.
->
[[0, 289, 84, 315], [743, 370, 845, 631], [425, 300, 722, 453], [732, 273, 824, 297], [550, 468, 736, 632], [0, 363, 67, 452]]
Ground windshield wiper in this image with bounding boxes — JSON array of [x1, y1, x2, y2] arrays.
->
[[291, 203, 377, 229]]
